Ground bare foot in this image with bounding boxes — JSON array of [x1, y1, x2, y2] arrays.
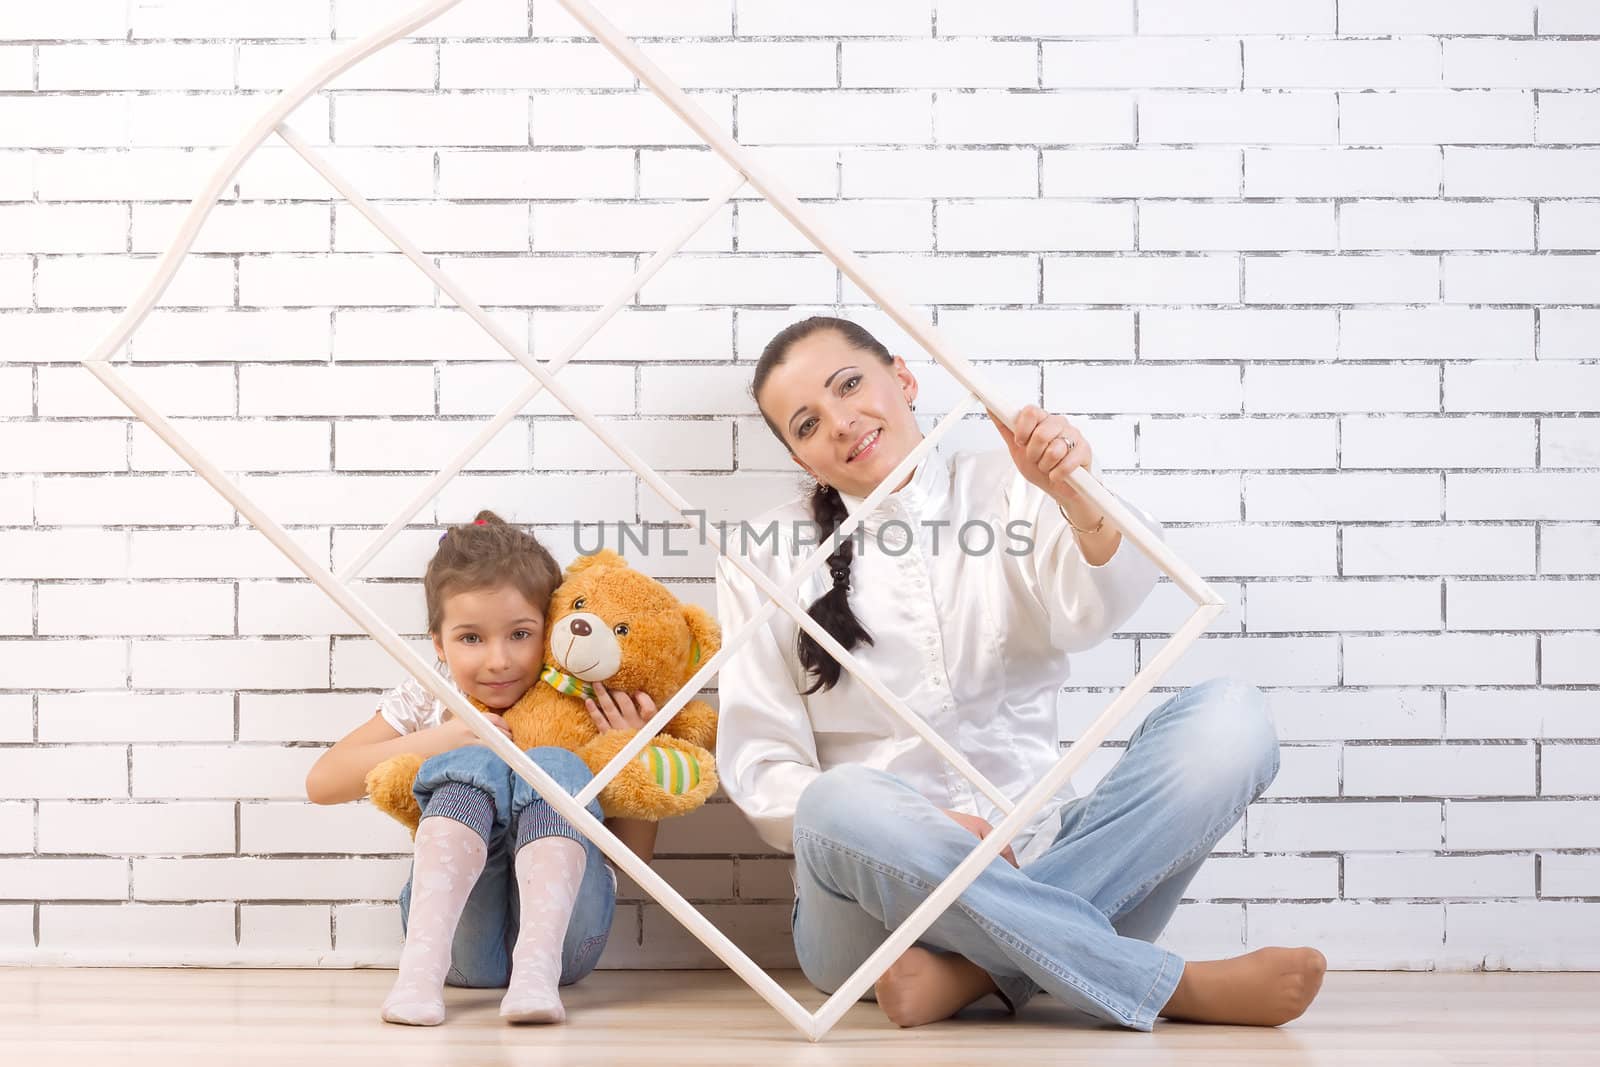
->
[[873, 946, 1000, 1028], [1160, 946, 1327, 1027]]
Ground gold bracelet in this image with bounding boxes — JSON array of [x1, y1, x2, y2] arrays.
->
[[1058, 503, 1106, 536]]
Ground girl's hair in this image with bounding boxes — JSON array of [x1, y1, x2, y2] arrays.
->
[[751, 316, 895, 694], [423, 510, 562, 635]]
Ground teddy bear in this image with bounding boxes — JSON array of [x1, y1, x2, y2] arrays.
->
[[365, 548, 721, 833]]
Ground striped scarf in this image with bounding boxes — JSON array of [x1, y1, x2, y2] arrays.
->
[[540, 663, 595, 700]]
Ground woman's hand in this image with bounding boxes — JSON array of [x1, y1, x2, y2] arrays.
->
[[989, 404, 1093, 506], [585, 681, 659, 733], [941, 808, 1019, 868], [436, 709, 512, 749]]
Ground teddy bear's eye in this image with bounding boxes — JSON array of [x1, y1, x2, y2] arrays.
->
[[613, 623, 629, 636], [573, 596, 586, 610]]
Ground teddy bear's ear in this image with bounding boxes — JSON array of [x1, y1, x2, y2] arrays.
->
[[680, 603, 722, 666], [565, 548, 627, 578]]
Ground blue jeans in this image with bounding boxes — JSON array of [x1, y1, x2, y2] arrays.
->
[[791, 677, 1280, 1031], [397, 745, 617, 988]]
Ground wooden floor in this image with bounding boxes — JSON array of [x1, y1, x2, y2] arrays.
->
[[1, 967, 1595, 1066]]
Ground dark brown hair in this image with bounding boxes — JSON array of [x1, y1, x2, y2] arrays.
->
[[752, 316, 895, 694], [423, 510, 562, 635]]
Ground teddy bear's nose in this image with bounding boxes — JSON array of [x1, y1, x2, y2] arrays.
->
[[568, 618, 591, 636]]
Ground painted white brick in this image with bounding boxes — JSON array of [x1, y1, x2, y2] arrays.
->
[[237, 146, 435, 200], [844, 41, 1034, 89], [240, 692, 376, 744], [1342, 417, 1535, 469], [35, 254, 233, 310], [841, 149, 1034, 198], [333, 307, 523, 363], [237, 581, 422, 637], [1446, 41, 1600, 90], [841, 253, 1036, 305], [1245, 146, 1441, 197], [739, 200, 931, 253], [1541, 309, 1600, 360], [1264, 743, 1342, 799], [641, 147, 838, 200], [1046, 255, 1239, 305], [132, 745, 321, 801], [1447, 800, 1600, 849], [0, 96, 133, 149], [1141, 0, 1335, 33], [239, 42, 435, 91], [1346, 634, 1536, 686], [233, 472, 435, 526], [129, 94, 330, 149], [239, 366, 434, 417], [1339, 0, 1533, 35], [437, 255, 638, 307], [0, 1, 126, 40], [240, 906, 330, 953], [937, 309, 1133, 360], [38, 364, 233, 418], [0, 530, 127, 580], [1445, 902, 1600, 969], [1245, 255, 1440, 305], [1045, 149, 1242, 197], [1449, 473, 1600, 520], [1542, 524, 1600, 574], [1545, 418, 1600, 468], [532, 308, 732, 361], [1046, 38, 1238, 89], [434, 473, 635, 526], [1542, 202, 1600, 252], [1342, 91, 1534, 146], [438, 147, 630, 201], [1142, 202, 1335, 252], [0, 582, 28, 636], [733, 0, 927, 36], [1139, 417, 1336, 470], [0, 478, 31, 525], [1100, 471, 1242, 521], [531, 202, 729, 253], [440, 364, 634, 417], [336, 92, 528, 148], [1142, 309, 1336, 361], [0, 745, 126, 800], [642, 255, 836, 306], [939, 201, 1132, 253], [333, 419, 527, 472], [38, 802, 234, 855], [0, 47, 28, 90], [1541, 633, 1600, 685], [38, 692, 232, 744], [239, 802, 411, 855], [130, 638, 330, 691], [339, 0, 528, 38], [333, 903, 401, 959], [539, 92, 731, 148], [1340, 308, 1533, 361], [1346, 854, 1533, 899], [1447, 254, 1600, 304], [1541, 744, 1600, 796], [1449, 580, 1600, 631], [0, 204, 127, 255], [1542, 854, 1600, 897], [1539, 92, 1600, 145], [0, 858, 128, 900], [438, 42, 630, 90], [33, 147, 220, 201], [133, 310, 331, 363], [1247, 579, 1441, 632], [1447, 690, 1600, 741], [1247, 801, 1442, 851], [1184, 856, 1337, 901], [131, 0, 331, 38], [1249, 902, 1443, 968], [935, 0, 1131, 36], [1447, 363, 1600, 413], [1140, 92, 1337, 145], [1342, 201, 1533, 251], [0, 422, 127, 474], [131, 420, 332, 473], [38, 43, 232, 91], [129, 528, 328, 581], [0, 366, 29, 414], [1446, 148, 1600, 197], [133, 857, 409, 901], [1247, 38, 1442, 90], [336, 202, 530, 254], [647, 42, 836, 90], [1271, 689, 1442, 742], [534, 419, 732, 472], [39, 472, 241, 526], [937, 92, 1133, 145], [329, 636, 437, 690], [1540, 0, 1600, 33], [238, 255, 437, 308], [1246, 472, 1440, 521], [1046, 364, 1240, 415], [0, 801, 29, 850], [1157, 635, 1337, 687], [1346, 744, 1535, 797], [1248, 365, 1438, 415], [37, 582, 233, 637]]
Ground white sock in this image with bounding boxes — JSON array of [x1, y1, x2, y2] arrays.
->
[[381, 816, 488, 1026], [500, 836, 586, 1024]]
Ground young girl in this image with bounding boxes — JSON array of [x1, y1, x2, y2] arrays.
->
[[306, 511, 660, 1027]]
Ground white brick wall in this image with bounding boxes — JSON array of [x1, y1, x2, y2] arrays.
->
[[0, 0, 1595, 973]]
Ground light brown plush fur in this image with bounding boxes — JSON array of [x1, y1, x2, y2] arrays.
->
[[365, 550, 721, 834]]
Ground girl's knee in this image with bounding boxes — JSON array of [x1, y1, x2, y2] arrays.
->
[[414, 746, 514, 809], [795, 764, 903, 846], [1176, 677, 1279, 790]]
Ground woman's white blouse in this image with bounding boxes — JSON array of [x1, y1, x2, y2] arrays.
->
[[714, 446, 1163, 866]]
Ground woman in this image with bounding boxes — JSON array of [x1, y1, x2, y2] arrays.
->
[[715, 317, 1325, 1031]]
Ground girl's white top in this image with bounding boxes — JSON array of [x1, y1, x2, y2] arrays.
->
[[714, 446, 1163, 866], [377, 660, 455, 735]]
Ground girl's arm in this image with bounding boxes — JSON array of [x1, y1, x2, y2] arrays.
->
[[304, 710, 509, 805]]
